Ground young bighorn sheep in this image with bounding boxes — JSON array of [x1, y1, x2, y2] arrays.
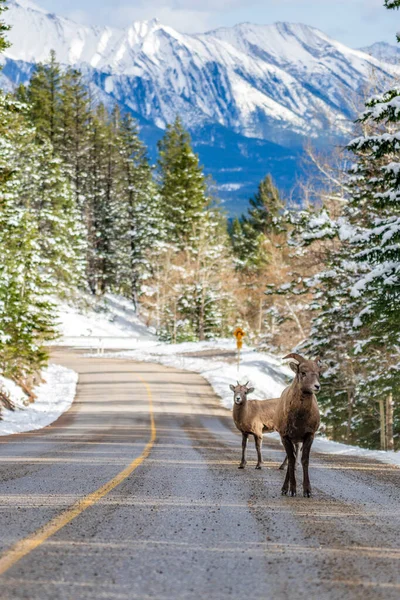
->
[[274, 353, 321, 497], [230, 382, 287, 470]]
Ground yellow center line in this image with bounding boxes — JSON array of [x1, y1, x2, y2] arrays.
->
[[0, 373, 156, 577]]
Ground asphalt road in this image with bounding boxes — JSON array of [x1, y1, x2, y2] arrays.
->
[[1, 349, 400, 600]]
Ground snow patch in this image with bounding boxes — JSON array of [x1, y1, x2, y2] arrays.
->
[[0, 364, 78, 436], [54, 293, 155, 349]]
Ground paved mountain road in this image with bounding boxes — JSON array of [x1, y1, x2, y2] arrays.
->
[[1, 350, 400, 600]]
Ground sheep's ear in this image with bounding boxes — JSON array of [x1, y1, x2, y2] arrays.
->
[[283, 354, 300, 373], [246, 387, 255, 394], [229, 384, 236, 392]]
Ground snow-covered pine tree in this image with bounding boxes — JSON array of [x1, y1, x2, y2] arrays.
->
[[157, 116, 209, 248], [27, 50, 62, 148], [0, 95, 58, 382], [113, 111, 164, 310], [179, 211, 237, 341], [288, 204, 372, 444], [384, 1, 400, 10], [233, 174, 285, 270], [85, 103, 120, 294], [343, 6, 400, 444], [58, 68, 91, 209], [145, 118, 238, 341], [0, 0, 10, 56], [245, 174, 284, 236]]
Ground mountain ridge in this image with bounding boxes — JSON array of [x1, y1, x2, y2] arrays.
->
[[2, 0, 398, 212]]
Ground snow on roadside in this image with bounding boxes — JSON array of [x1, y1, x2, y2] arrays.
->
[[53, 292, 156, 349], [104, 339, 400, 468], [0, 364, 78, 436], [312, 437, 400, 468]]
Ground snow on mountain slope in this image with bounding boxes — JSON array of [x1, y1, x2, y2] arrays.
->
[[360, 41, 400, 65], [3, 1, 398, 146]]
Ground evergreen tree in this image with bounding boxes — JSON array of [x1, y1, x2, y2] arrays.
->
[[157, 117, 209, 246], [344, 0, 400, 423], [58, 68, 91, 209], [27, 50, 62, 147], [114, 112, 164, 309], [0, 96, 58, 381], [0, 0, 10, 56], [245, 174, 284, 235], [231, 175, 285, 270], [85, 104, 120, 294]]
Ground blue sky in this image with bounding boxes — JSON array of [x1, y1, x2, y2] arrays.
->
[[38, 0, 399, 47]]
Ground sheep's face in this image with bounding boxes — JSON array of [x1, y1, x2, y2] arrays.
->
[[229, 383, 255, 405], [284, 354, 322, 395], [297, 361, 321, 395]]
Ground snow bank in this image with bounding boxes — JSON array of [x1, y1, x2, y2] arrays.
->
[[54, 292, 155, 349], [0, 364, 78, 436], [312, 437, 400, 468]]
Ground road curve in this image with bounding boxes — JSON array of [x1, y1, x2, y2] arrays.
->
[[1, 349, 400, 600]]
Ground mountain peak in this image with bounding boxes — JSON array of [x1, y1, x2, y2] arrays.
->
[[8, 0, 47, 13], [126, 18, 162, 37], [360, 41, 400, 64]]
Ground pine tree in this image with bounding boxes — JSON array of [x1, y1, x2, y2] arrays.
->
[[345, 0, 400, 421], [157, 117, 209, 247], [385, 1, 400, 10], [114, 112, 164, 309], [58, 68, 91, 209], [85, 104, 119, 294], [27, 50, 62, 147], [245, 174, 284, 236], [0, 96, 58, 381], [0, 0, 10, 56]]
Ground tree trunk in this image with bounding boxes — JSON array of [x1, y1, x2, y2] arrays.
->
[[346, 389, 354, 443], [379, 399, 386, 451], [198, 287, 205, 341], [386, 392, 394, 451], [284, 299, 306, 339]]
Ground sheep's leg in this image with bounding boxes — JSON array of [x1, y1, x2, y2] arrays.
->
[[281, 436, 297, 496], [280, 443, 301, 471], [295, 443, 302, 469], [302, 433, 314, 498], [239, 433, 248, 469], [254, 435, 263, 469], [279, 455, 288, 470]]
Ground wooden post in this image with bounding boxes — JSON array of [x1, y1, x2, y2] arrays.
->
[[386, 392, 394, 451], [379, 399, 386, 451]]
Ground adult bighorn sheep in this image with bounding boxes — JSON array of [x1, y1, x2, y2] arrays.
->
[[274, 353, 321, 497], [230, 382, 287, 470]]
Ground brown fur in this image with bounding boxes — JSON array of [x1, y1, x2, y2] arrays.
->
[[230, 383, 287, 470], [274, 354, 321, 497]]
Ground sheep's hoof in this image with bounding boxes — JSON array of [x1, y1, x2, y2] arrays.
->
[[281, 489, 288, 496], [255, 464, 262, 470], [289, 490, 297, 497], [238, 464, 246, 469], [303, 490, 312, 498]]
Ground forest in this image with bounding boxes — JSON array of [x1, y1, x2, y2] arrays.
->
[[0, 0, 399, 450]]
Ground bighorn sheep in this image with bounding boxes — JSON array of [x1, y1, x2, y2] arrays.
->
[[274, 353, 321, 497], [230, 382, 288, 470]]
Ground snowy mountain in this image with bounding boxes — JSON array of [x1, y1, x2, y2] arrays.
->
[[360, 41, 400, 66], [2, 0, 398, 210]]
